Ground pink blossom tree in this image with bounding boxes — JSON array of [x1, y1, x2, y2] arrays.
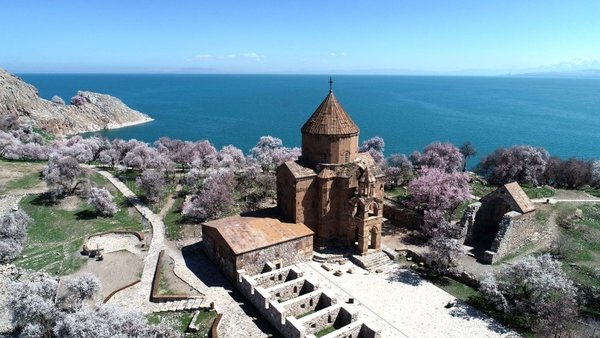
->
[[408, 168, 470, 235], [418, 142, 464, 173], [476, 145, 549, 185], [359, 136, 385, 167], [385, 153, 413, 187], [251, 136, 300, 171], [87, 187, 118, 217], [182, 169, 235, 220], [0, 209, 32, 262], [135, 169, 166, 204], [43, 154, 83, 200]]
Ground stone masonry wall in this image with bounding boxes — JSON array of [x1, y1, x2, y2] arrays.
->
[[298, 304, 357, 336], [383, 201, 423, 230], [239, 236, 313, 277], [282, 290, 336, 318], [484, 211, 537, 263], [460, 202, 482, 244], [268, 278, 316, 302], [253, 266, 303, 289]]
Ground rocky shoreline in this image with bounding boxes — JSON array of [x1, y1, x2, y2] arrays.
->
[[0, 68, 153, 136]]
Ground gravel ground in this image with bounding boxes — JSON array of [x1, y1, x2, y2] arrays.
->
[[296, 260, 519, 338], [86, 233, 143, 255]]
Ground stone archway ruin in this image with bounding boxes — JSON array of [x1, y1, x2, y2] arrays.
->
[[462, 182, 536, 263]]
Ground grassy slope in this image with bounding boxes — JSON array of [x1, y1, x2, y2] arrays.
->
[[164, 196, 185, 240], [14, 171, 143, 275]]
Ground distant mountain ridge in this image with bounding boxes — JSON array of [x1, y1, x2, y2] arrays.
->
[[515, 69, 600, 78], [0, 68, 152, 136]]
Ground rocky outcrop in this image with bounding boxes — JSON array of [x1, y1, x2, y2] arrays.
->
[[0, 68, 153, 136]]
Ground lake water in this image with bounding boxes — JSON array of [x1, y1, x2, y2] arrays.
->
[[18, 74, 600, 166]]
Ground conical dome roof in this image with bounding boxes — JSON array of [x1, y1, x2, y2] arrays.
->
[[301, 91, 359, 136]]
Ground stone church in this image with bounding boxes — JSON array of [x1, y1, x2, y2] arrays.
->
[[202, 82, 385, 281], [276, 83, 386, 255]]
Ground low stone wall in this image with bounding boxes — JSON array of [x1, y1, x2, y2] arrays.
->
[[383, 200, 423, 229], [253, 266, 304, 289], [210, 313, 223, 338], [268, 278, 316, 302], [282, 290, 336, 318], [103, 279, 141, 303], [297, 304, 357, 336], [310, 320, 381, 338], [236, 264, 380, 338], [484, 211, 537, 264], [150, 250, 196, 302]]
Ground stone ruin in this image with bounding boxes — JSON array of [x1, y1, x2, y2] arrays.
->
[[237, 263, 381, 338], [460, 182, 537, 264]]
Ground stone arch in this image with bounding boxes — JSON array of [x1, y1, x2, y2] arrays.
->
[[366, 201, 381, 217]]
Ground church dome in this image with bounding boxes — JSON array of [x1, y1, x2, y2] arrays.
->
[[301, 90, 359, 136]]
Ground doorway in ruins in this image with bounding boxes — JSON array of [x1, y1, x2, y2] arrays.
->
[[469, 198, 511, 256], [369, 227, 378, 249]]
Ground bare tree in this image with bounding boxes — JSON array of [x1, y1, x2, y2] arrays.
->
[[459, 141, 477, 171], [0, 209, 32, 262], [87, 187, 118, 217]]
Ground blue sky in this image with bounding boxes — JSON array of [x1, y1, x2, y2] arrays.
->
[[2, 0, 600, 74]]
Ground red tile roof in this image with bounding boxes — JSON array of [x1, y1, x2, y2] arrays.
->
[[301, 91, 359, 136], [203, 215, 313, 255]]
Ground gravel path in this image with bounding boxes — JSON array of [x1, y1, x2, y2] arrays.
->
[[297, 261, 519, 338], [96, 169, 269, 337]]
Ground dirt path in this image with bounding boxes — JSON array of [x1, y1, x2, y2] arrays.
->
[[158, 184, 181, 218]]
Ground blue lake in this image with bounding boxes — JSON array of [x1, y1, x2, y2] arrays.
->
[[18, 74, 600, 166]]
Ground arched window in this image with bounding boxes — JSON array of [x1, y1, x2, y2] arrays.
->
[[344, 151, 350, 163]]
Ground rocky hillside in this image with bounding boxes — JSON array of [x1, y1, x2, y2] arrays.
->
[[0, 68, 153, 136]]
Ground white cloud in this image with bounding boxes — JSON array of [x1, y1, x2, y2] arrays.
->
[[329, 52, 347, 58]]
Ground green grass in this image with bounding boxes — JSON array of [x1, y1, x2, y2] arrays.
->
[[158, 258, 177, 296], [470, 181, 495, 198], [32, 127, 56, 142], [164, 196, 185, 240], [520, 184, 555, 199], [192, 309, 218, 335], [111, 168, 176, 213], [404, 262, 535, 336], [2, 171, 43, 193], [315, 326, 336, 337], [434, 276, 479, 301], [146, 310, 216, 337], [385, 185, 410, 199], [558, 204, 600, 290], [13, 171, 143, 275]]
